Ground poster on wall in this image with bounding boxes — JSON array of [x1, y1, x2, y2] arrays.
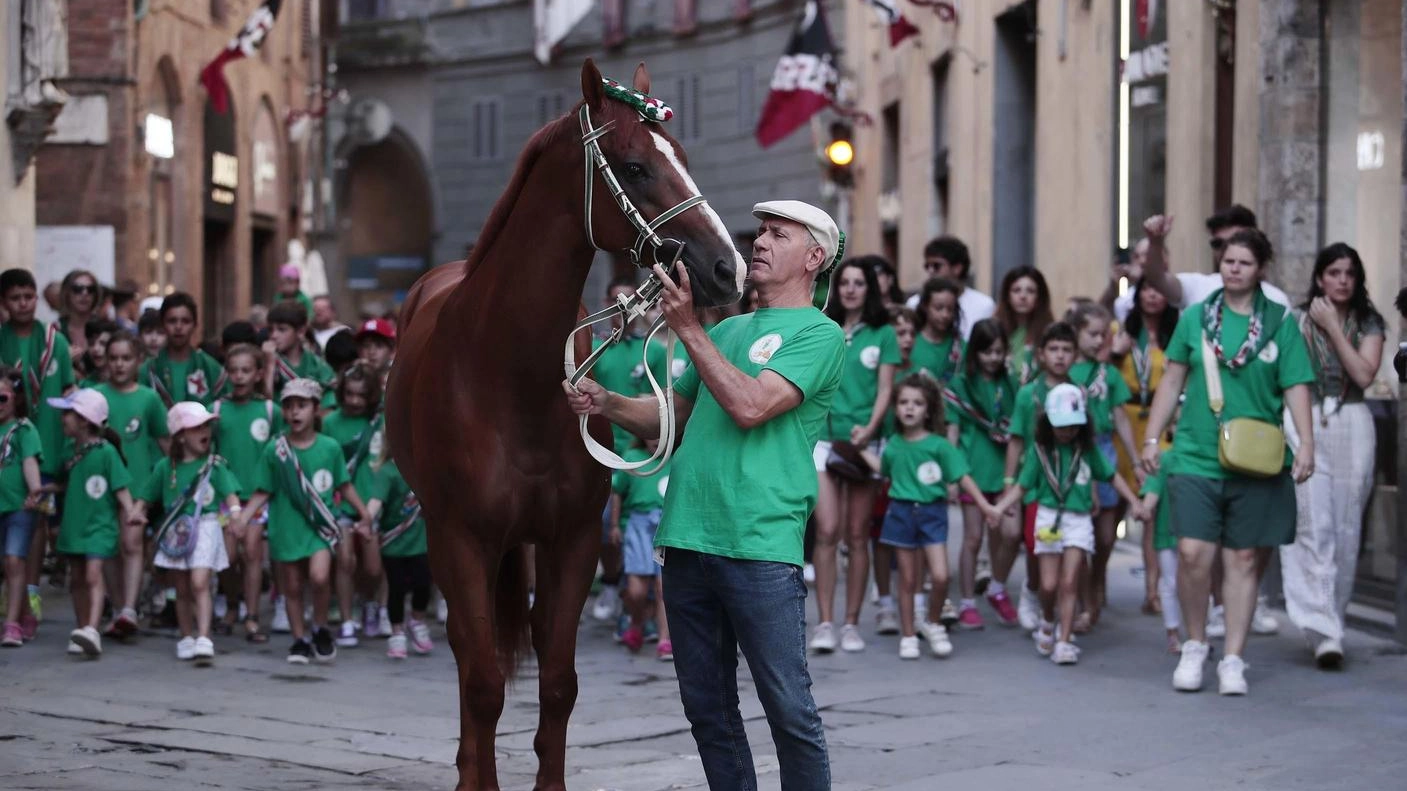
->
[[34, 226, 116, 325]]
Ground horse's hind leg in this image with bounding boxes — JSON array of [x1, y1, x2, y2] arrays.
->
[[432, 531, 506, 791], [529, 521, 600, 791]]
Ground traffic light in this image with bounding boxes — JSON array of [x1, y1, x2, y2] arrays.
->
[[825, 121, 854, 188]]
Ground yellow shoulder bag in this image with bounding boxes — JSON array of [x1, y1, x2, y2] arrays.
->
[[1200, 333, 1284, 477]]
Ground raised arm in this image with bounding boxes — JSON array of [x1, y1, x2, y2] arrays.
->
[[1140, 215, 1183, 307]]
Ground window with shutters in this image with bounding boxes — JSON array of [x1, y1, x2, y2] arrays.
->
[[473, 99, 502, 161], [672, 74, 701, 142], [736, 65, 756, 136], [535, 90, 567, 129]]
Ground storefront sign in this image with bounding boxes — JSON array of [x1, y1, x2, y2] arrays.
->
[[252, 104, 281, 216], [204, 99, 238, 220], [144, 113, 174, 158]]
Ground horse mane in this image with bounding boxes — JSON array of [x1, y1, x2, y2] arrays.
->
[[462, 102, 588, 279]]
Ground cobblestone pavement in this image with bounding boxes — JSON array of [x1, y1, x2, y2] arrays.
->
[[2, 545, 1405, 790]]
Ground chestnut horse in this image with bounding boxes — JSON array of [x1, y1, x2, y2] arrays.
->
[[385, 60, 742, 791]]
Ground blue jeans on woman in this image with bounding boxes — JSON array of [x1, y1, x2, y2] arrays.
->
[[662, 548, 830, 790]]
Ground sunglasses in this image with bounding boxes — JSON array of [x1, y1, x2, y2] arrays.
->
[[0, 395, 11, 404], [1209, 238, 1227, 252], [70, 284, 97, 295]]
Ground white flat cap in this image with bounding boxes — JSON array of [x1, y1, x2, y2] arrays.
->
[[753, 200, 840, 264]]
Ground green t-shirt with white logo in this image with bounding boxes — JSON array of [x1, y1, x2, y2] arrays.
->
[[55, 441, 132, 557], [136, 455, 242, 519], [1009, 377, 1058, 442], [947, 372, 1018, 492], [0, 419, 42, 512], [612, 447, 670, 520], [656, 308, 844, 566], [213, 398, 281, 492], [1016, 442, 1114, 513], [1069, 361, 1133, 436], [96, 383, 169, 496], [367, 460, 425, 557], [0, 321, 74, 476], [139, 348, 227, 407], [825, 322, 902, 441], [321, 410, 371, 463], [880, 433, 970, 504], [1164, 302, 1314, 479], [253, 433, 348, 562], [909, 334, 965, 384]]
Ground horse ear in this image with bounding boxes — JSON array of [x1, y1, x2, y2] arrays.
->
[[632, 62, 650, 94], [581, 58, 604, 111]]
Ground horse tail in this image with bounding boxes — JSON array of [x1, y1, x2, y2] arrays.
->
[[495, 544, 533, 680]]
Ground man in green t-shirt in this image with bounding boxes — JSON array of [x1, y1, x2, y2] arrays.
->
[[565, 200, 841, 790]]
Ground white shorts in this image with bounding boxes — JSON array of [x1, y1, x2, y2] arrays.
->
[[154, 515, 231, 572], [1032, 506, 1095, 555]]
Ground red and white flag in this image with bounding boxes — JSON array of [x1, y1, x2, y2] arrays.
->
[[200, 0, 282, 114], [863, 0, 920, 47], [755, 1, 840, 149], [533, 0, 595, 65]]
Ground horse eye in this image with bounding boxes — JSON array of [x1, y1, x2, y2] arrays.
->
[[621, 162, 648, 182]]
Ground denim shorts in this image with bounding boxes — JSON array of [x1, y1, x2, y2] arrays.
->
[[0, 509, 36, 558], [879, 500, 949, 548], [1094, 433, 1119, 508], [623, 509, 662, 576]]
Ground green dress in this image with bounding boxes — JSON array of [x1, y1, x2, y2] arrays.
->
[[55, 441, 132, 558], [0, 321, 74, 476]]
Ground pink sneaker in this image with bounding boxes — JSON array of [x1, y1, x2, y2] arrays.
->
[[656, 639, 673, 662], [1, 622, 22, 647], [386, 634, 408, 659], [957, 606, 985, 631], [408, 619, 433, 655], [18, 612, 38, 641], [987, 591, 1019, 626], [621, 626, 644, 653]]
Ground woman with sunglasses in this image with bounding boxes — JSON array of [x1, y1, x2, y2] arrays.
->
[[58, 271, 104, 364]]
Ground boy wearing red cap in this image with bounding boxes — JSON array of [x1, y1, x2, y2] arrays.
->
[[355, 319, 396, 378]]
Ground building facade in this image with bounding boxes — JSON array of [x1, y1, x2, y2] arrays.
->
[[3, 0, 68, 275], [34, 0, 323, 331]]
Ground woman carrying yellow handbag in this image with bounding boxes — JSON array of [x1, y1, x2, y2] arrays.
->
[[1139, 229, 1317, 698]]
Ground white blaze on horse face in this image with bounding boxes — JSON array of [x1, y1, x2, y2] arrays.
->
[[649, 131, 747, 293]]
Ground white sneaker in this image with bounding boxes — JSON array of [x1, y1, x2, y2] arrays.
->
[[810, 622, 837, 653], [1031, 622, 1055, 656], [876, 607, 900, 635], [839, 624, 866, 652], [921, 622, 954, 658], [802, 563, 816, 584], [1051, 640, 1080, 665], [938, 599, 959, 628], [71, 626, 101, 656], [590, 586, 620, 622], [193, 636, 215, 665], [1313, 637, 1344, 670], [1251, 597, 1279, 635], [175, 636, 197, 661], [1205, 605, 1227, 638], [1018, 586, 1041, 632], [67, 640, 83, 655], [378, 608, 392, 637], [337, 620, 359, 647], [271, 597, 291, 633], [1217, 654, 1248, 695], [1173, 639, 1210, 691], [213, 594, 228, 620], [436, 596, 448, 624], [898, 635, 921, 660]]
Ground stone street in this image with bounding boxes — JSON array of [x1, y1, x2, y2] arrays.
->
[[2, 546, 1405, 791]]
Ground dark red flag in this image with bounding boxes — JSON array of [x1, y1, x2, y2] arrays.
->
[[755, 1, 840, 149], [200, 0, 282, 114]]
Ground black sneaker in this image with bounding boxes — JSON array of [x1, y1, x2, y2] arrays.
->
[[312, 627, 337, 663], [287, 639, 313, 665]]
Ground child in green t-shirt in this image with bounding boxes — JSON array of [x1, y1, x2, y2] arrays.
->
[[264, 301, 335, 402], [325, 363, 385, 648], [130, 402, 242, 666], [609, 437, 672, 660], [363, 447, 430, 660], [1139, 463, 1183, 654], [139, 293, 227, 407], [911, 278, 966, 385], [0, 370, 44, 647], [861, 375, 999, 661], [991, 384, 1144, 667], [44, 389, 137, 657]]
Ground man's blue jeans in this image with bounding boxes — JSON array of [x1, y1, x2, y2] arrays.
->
[[662, 548, 830, 790]]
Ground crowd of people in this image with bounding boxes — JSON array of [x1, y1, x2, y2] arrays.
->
[[583, 204, 1405, 700], [0, 264, 427, 666]]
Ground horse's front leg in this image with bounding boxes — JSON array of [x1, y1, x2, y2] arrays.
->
[[529, 519, 602, 791]]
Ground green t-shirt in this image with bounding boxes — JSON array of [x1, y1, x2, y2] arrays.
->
[[0, 419, 42, 512], [253, 433, 349, 562], [321, 410, 372, 463], [1008, 326, 1038, 384], [0, 321, 74, 476], [909, 334, 965, 384], [272, 350, 336, 399], [611, 447, 670, 519], [1164, 301, 1315, 479], [367, 460, 426, 557], [139, 348, 227, 407], [96, 383, 169, 496], [826, 322, 902, 441], [1140, 465, 1175, 551], [880, 433, 970, 503], [1017, 442, 1114, 513], [1009, 377, 1060, 442], [1069, 361, 1133, 436], [591, 335, 646, 452], [55, 441, 132, 557], [656, 308, 845, 566], [136, 455, 242, 518], [213, 398, 281, 489], [945, 371, 1018, 492]]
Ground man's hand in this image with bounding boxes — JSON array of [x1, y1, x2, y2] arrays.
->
[[563, 377, 612, 416], [1143, 214, 1174, 242], [652, 264, 702, 337]]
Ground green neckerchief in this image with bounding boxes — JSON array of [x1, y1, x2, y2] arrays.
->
[[63, 438, 108, 476], [1131, 327, 1153, 410], [5, 322, 58, 408], [149, 348, 226, 407], [1034, 443, 1083, 530], [272, 435, 342, 547], [0, 419, 28, 465], [344, 411, 384, 475], [378, 480, 422, 548], [944, 373, 1014, 443], [1202, 288, 1283, 370]]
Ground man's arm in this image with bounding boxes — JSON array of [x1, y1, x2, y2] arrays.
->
[[563, 379, 695, 442], [1139, 215, 1183, 306]]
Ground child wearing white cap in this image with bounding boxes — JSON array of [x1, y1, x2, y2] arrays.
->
[[129, 402, 243, 665], [43, 388, 139, 657], [990, 384, 1145, 666]]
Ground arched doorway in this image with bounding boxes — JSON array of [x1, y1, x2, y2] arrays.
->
[[203, 96, 238, 329], [338, 128, 434, 315]]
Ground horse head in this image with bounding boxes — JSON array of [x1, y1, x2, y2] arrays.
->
[[579, 59, 744, 307]]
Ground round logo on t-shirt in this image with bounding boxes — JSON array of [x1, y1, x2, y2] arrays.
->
[[368, 430, 385, 459], [657, 475, 670, 498], [1258, 341, 1279, 364], [47, 358, 59, 377], [916, 461, 943, 486], [749, 333, 783, 365], [84, 475, 108, 499], [1075, 462, 1092, 486], [125, 418, 141, 437], [860, 346, 881, 370], [631, 363, 645, 380], [312, 469, 334, 493], [250, 418, 271, 442], [196, 481, 216, 506], [670, 358, 688, 379]]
